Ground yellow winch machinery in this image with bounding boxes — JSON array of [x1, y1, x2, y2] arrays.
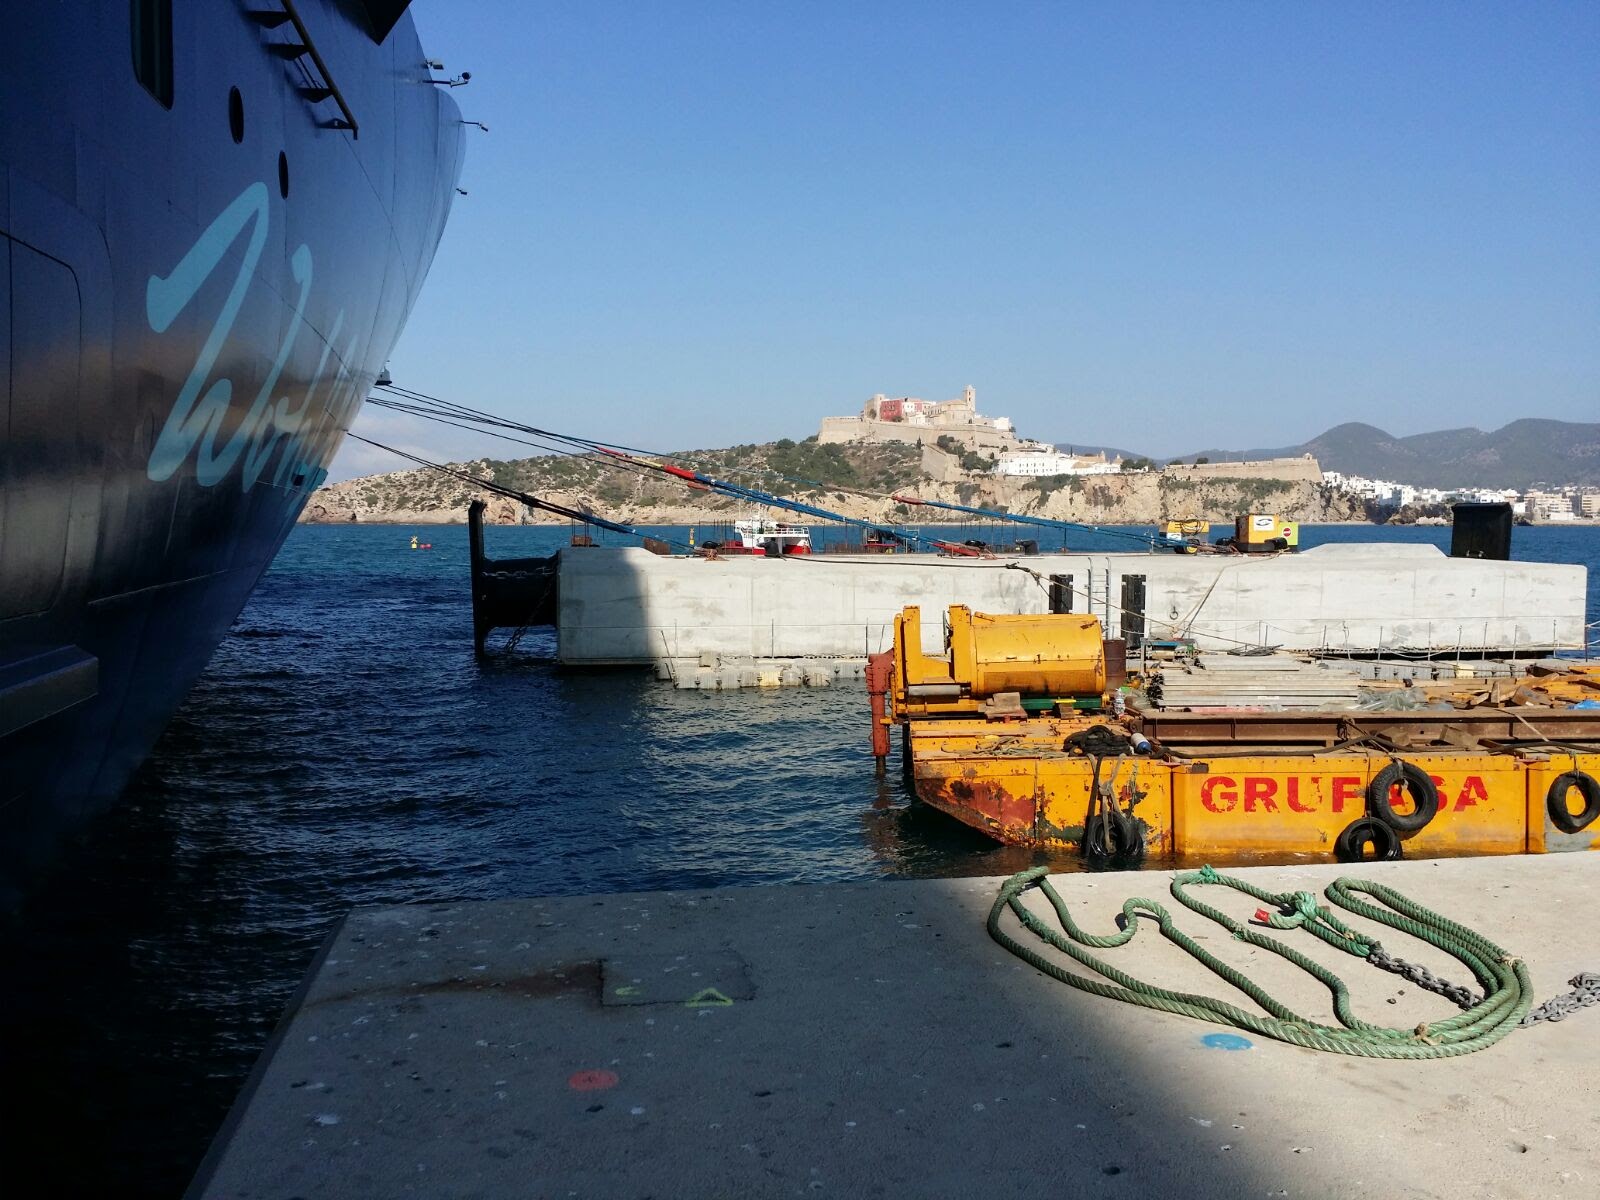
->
[[1159, 518, 1210, 554], [890, 605, 1106, 718], [868, 603, 1600, 865]]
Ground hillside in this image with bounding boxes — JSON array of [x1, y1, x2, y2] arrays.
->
[[301, 438, 1368, 527], [1172, 419, 1600, 489], [303, 440, 924, 525]]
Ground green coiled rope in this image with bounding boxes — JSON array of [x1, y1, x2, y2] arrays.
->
[[986, 865, 1533, 1059]]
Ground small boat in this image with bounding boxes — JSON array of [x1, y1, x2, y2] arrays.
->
[[707, 519, 813, 557]]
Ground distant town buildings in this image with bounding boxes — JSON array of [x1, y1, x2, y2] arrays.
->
[[817, 393, 1596, 516], [1321, 471, 1599, 521], [992, 449, 1120, 477]]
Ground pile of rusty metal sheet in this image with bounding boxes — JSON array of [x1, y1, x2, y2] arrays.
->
[[1148, 654, 1369, 711]]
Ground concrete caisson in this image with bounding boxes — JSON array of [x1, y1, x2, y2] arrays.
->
[[555, 543, 1588, 667]]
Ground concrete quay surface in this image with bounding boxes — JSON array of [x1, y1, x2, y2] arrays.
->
[[193, 855, 1600, 1199]]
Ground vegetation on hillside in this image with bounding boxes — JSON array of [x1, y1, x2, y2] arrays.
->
[[1022, 473, 1087, 497], [322, 438, 925, 516], [1158, 475, 1293, 502], [694, 437, 921, 496], [935, 434, 997, 473]]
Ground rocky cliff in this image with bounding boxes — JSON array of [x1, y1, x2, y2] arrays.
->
[[301, 439, 1370, 526]]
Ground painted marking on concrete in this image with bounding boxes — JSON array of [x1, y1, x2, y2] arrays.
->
[[602, 951, 754, 1006], [1200, 1033, 1253, 1052], [684, 987, 734, 1008], [568, 1069, 620, 1091]]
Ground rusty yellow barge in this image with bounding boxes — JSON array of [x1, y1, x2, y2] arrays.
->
[[867, 605, 1600, 864]]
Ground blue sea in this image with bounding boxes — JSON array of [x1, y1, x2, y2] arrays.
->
[[2, 521, 1596, 1195]]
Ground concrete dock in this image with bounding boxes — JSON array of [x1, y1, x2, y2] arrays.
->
[[554, 543, 1588, 666], [192, 855, 1599, 1198]]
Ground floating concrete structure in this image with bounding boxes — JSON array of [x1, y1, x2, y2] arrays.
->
[[659, 656, 864, 690], [555, 542, 1588, 667], [191, 855, 1600, 1198]]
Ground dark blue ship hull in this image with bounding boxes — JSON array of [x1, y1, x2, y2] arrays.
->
[[0, 2, 464, 905]]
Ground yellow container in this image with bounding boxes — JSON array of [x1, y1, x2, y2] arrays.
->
[[1237, 514, 1299, 549]]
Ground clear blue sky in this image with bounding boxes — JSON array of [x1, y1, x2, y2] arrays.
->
[[339, 1, 1598, 478]]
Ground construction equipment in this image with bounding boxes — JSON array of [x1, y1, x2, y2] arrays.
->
[[889, 605, 1107, 719], [1217, 514, 1299, 553], [1159, 518, 1211, 554]]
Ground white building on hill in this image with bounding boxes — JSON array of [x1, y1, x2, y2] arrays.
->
[[994, 449, 1120, 477]]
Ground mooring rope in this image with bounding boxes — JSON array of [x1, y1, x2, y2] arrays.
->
[[986, 866, 1534, 1059]]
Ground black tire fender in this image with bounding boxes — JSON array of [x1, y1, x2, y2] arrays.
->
[[1367, 761, 1439, 833], [1335, 817, 1403, 863], [1111, 809, 1146, 862], [1546, 770, 1600, 835], [1082, 807, 1145, 864]]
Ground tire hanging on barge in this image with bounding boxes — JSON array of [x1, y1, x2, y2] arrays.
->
[[1546, 770, 1600, 835], [1367, 761, 1439, 834]]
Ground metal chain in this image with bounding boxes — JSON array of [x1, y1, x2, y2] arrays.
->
[[1520, 973, 1600, 1026], [495, 574, 556, 657], [1365, 942, 1479, 1011]]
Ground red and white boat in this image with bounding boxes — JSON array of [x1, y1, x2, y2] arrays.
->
[[714, 519, 813, 556]]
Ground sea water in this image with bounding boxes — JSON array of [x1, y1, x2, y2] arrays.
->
[[1, 522, 1595, 1195]]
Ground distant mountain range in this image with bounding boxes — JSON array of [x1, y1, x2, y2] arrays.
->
[[1058, 420, 1599, 489]]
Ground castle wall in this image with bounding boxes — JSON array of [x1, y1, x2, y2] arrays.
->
[[1162, 456, 1323, 483], [817, 417, 1022, 454]]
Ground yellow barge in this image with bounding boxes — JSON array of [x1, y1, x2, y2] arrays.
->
[[867, 605, 1600, 864]]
